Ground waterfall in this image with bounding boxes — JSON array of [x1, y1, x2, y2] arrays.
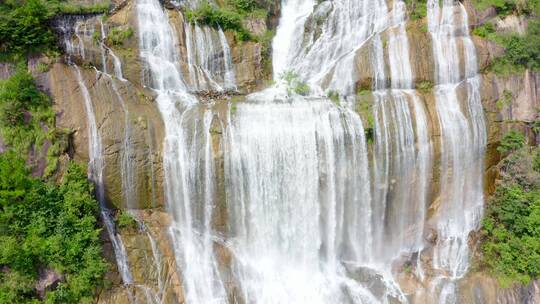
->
[[132, 0, 487, 301], [184, 22, 236, 92], [370, 0, 431, 262], [224, 100, 380, 303], [74, 65, 134, 286], [273, 0, 388, 94], [427, 0, 486, 298], [57, 14, 135, 288], [136, 0, 226, 303], [97, 20, 138, 210]]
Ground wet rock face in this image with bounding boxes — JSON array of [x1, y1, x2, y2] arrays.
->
[[46, 63, 165, 210]]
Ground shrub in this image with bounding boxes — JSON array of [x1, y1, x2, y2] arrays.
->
[[117, 211, 137, 229], [473, 0, 540, 16], [481, 146, 540, 286], [0, 65, 50, 127], [0, 152, 107, 302], [106, 27, 134, 46], [490, 20, 540, 73], [473, 23, 496, 38], [416, 80, 433, 93], [404, 0, 427, 20], [185, 1, 253, 41], [498, 130, 526, 154], [280, 70, 310, 96], [327, 90, 340, 104], [0, 0, 57, 60]]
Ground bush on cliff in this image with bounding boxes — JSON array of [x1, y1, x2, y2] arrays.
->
[[0, 0, 56, 60], [481, 141, 540, 287], [0, 152, 108, 303]]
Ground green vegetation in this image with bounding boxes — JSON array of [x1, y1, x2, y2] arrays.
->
[[0, 0, 56, 60], [404, 0, 427, 20], [0, 64, 68, 177], [0, 64, 53, 145], [185, 0, 267, 41], [327, 90, 340, 105], [472, 23, 496, 39], [0, 61, 107, 302], [0, 152, 108, 303], [481, 141, 540, 286], [475, 19, 540, 74], [496, 89, 513, 110], [105, 27, 134, 46], [356, 93, 375, 144], [415, 80, 433, 93], [497, 129, 526, 154], [55, 2, 110, 15], [0, 0, 111, 60], [472, 0, 540, 17], [280, 71, 310, 96], [116, 211, 137, 229]]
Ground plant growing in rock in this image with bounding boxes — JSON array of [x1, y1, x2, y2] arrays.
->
[[327, 90, 340, 105], [106, 27, 134, 47], [498, 129, 526, 154], [280, 71, 310, 96], [0, 153, 108, 302], [481, 143, 540, 287]]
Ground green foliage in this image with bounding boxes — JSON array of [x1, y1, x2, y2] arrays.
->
[[54, 2, 110, 14], [481, 146, 540, 286], [498, 130, 526, 154], [0, 0, 111, 60], [280, 71, 310, 96], [404, 0, 427, 20], [116, 211, 137, 230], [0, 0, 56, 60], [36, 62, 50, 73], [472, 0, 540, 16], [534, 150, 540, 173], [496, 89, 513, 110], [184, 1, 256, 41], [416, 80, 433, 93], [327, 90, 340, 105], [106, 27, 134, 46], [0, 64, 68, 177], [356, 97, 375, 145], [489, 20, 540, 73], [0, 152, 107, 303], [473, 23, 496, 38], [0, 65, 51, 148]]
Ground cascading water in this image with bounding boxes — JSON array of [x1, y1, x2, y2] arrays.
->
[[133, 0, 487, 301], [427, 0, 486, 299], [73, 65, 134, 286], [224, 100, 384, 303], [184, 22, 236, 92], [370, 0, 431, 263], [273, 0, 388, 94], [136, 0, 226, 303], [97, 20, 138, 210]]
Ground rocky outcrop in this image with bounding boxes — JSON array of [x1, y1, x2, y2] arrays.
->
[[44, 63, 165, 210]]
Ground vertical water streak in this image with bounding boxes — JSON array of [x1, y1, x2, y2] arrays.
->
[[136, 0, 226, 302], [224, 100, 375, 303], [369, 0, 431, 264], [101, 25, 138, 210], [184, 22, 236, 91], [74, 65, 134, 286], [273, 0, 389, 94], [427, 0, 486, 282]]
